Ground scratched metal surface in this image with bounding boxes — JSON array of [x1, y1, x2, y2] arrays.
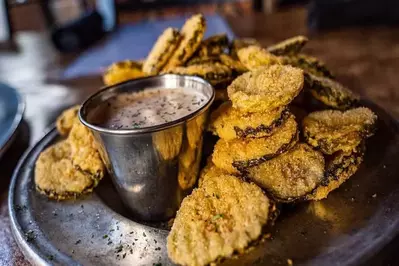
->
[[8, 101, 399, 266]]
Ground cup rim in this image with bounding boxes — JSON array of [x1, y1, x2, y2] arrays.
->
[[79, 74, 215, 135]]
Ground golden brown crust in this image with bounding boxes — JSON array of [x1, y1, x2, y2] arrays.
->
[[219, 54, 248, 75], [247, 143, 325, 202], [237, 45, 282, 70], [56, 105, 80, 136], [143, 27, 182, 75], [230, 38, 261, 59], [209, 101, 289, 140], [35, 141, 96, 200], [68, 121, 105, 179], [304, 73, 359, 110], [267, 35, 308, 56], [282, 54, 334, 78], [307, 145, 364, 200], [167, 174, 270, 266], [302, 107, 377, 154], [163, 14, 206, 70], [212, 116, 298, 174], [196, 34, 229, 57], [103, 60, 146, 86], [227, 65, 304, 112]]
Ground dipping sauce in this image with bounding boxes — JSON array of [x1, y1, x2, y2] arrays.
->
[[102, 87, 207, 129]]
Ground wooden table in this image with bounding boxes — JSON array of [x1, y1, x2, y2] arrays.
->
[[1, 7, 399, 265]]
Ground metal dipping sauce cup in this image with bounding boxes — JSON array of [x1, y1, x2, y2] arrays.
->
[[79, 74, 214, 221]]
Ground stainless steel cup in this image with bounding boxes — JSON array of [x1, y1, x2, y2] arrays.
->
[[79, 74, 214, 221]]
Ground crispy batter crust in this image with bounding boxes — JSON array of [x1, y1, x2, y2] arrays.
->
[[167, 174, 270, 266], [282, 54, 334, 78], [219, 54, 248, 75], [209, 101, 289, 140], [230, 38, 261, 59], [197, 34, 229, 57], [304, 73, 359, 110], [302, 107, 377, 154], [103, 60, 146, 86], [237, 45, 282, 70], [35, 141, 97, 200], [228, 65, 304, 112], [212, 116, 298, 174], [198, 159, 229, 187], [68, 121, 105, 178], [247, 143, 325, 202], [143, 27, 182, 75], [56, 105, 80, 136], [163, 14, 206, 70], [163, 63, 233, 86], [267, 35, 308, 56], [307, 144, 364, 200]]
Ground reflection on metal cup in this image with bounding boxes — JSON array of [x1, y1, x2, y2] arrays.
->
[[79, 74, 214, 221]]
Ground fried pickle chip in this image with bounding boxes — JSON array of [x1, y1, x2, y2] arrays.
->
[[152, 126, 183, 160], [56, 105, 80, 136], [307, 144, 364, 200], [167, 174, 270, 266], [197, 34, 229, 57], [305, 73, 359, 110], [163, 63, 233, 86], [237, 45, 282, 70], [212, 115, 298, 174], [247, 143, 325, 202], [35, 141, 97, 200], [186, 55, 221, 66], [219, 54, 248, 75], [230, 38, 261, 59], [228, 65, 304, 112], [163, 14, 206, 70], [282, 54, 334, 78], [103, 60, 146, 86], [68, 121, 105, 179], [267, 35, 308, 56], [209, 101, 290, 140], [143, 27, 182, 75], [303, 107, 377, 154], [198, 159, 228, 187]]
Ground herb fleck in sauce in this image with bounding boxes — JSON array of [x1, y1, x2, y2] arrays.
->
[[103, 88, 207, 129]]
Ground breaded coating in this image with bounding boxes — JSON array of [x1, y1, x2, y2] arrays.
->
[[212, 116, 298, 174], [237, 45, 282, 70], [186, 55, 221, 66], [68, 121, 105, 179], [198, 159, 228, 187], [163, 63, 233, 86], [267, 35, 308, 56], [247, 143, 325, 202], [305, 73, 359, 110], [167, 174, 270, 266], [308, 144, 364, 200], [282, 54, 334, 78], [230, 38, 261, 59], [152, 126, 183, 160], [303, 107, 377, 154], [197, 34, 229, 57], [228, 65, 304, 112], [143, 27, 182, 75], [163, 14, 206, 70], [178, 140, 202, 190], [35, 141, 96, 200], [209, 101, 290, 140], [219, 54, 248, 75], [56, 105, 80, 136], [103, 60, 146, 86]]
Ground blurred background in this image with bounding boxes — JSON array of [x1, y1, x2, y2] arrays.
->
[[0, 1, 399, 264]]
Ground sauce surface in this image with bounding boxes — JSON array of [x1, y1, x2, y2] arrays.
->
[[103, 87, 207, 129]]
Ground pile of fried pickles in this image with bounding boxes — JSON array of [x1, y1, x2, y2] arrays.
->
[[34, 14, 378, 266]]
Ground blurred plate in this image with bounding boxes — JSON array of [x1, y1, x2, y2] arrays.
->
[[8, 101, 399, 266], [0, 83, 24, 159]]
